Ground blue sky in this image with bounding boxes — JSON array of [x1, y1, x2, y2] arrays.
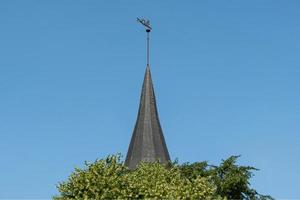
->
[[0, 0, 299, 199]]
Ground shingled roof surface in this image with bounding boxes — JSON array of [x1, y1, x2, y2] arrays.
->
[[125, 65, 170, 169]]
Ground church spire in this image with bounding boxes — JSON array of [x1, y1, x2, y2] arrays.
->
[[125, 19, 170, 169]]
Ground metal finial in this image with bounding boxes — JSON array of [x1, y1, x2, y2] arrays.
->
[[137, 17, 151, 66]]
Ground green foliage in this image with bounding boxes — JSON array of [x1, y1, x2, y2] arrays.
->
[[179, 156, 273, 200], [123, 162, 215, 199], [54, 155, 129, 199], [54, 155, 272, 200]]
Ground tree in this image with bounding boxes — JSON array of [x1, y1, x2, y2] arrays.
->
[[178, 156, 273, 200], [54, 154, 272, 200]]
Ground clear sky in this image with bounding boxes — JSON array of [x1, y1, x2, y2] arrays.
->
[[0, 0, 299, 199]]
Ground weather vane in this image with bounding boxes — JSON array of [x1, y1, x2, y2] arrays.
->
[[137, 17, 152, 66], [137, 18, 152, 32]]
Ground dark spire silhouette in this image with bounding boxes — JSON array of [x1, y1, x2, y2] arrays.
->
[[125, 65, 170, 169]]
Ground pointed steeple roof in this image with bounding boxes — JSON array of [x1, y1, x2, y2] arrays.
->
[[125, 65, 170, 169]]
